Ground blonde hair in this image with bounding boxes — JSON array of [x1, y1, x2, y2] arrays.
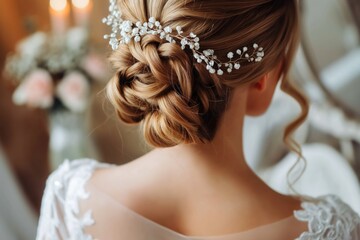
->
[[106, 0, 309, 160]]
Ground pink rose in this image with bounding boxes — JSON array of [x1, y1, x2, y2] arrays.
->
[[12, 69, 54, 109], [80, 53, 110, 82], [56, 71, 90, 112]]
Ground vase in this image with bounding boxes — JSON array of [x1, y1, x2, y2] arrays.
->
[[48, 110, 98, 170]]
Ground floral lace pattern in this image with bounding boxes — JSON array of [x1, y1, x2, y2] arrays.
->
[[294, 195, 360, 240], [36, 159, 113, 240], [36, 159, 360, 240]]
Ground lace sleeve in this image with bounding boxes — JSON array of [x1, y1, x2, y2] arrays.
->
[[294, 195, 360, 240], [35, 159, 102, 240]]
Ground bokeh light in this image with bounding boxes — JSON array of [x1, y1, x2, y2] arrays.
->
[[50, 0, 68, 11], [72, 0, 90, 9]]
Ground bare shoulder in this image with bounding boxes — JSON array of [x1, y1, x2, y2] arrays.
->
[[83, 148, 306, 235], [86, 149, 179, 220]]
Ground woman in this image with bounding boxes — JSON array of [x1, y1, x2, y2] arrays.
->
[[36, 0, 360, 239]]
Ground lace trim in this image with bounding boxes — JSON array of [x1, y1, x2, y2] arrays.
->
[[294, 195, 360, 240], [44, 159, 110, 240], [63, 159, 97, 240]]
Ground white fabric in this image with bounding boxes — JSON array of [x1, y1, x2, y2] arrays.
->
[[36, 159, 360, 240], [0, 147, 38, 240], [259, 143, 360, 215]]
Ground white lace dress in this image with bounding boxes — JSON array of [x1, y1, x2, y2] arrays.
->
[[36, 159, 360, 240]]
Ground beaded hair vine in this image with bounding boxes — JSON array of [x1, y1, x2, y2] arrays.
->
[[102, 0, 265, 76]]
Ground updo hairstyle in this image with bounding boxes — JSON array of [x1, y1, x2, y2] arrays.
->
[[106, 0, 308, 154]]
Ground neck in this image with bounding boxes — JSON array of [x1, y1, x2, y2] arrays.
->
[[170, 86, 253, 178]]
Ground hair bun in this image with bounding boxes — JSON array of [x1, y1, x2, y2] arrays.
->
[[107, 34, 223, 147]]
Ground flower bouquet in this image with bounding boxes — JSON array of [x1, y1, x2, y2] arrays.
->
[[4, 28, 108, 112], [4, 28, 109, 169]]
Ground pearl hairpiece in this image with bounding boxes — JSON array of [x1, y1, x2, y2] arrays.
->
[[102, 0, 265, 76]]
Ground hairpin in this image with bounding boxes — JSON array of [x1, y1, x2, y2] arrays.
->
[[102, 0, 265, 76]]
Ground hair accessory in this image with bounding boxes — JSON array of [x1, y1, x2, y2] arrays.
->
[[102, 0, 265, 76]]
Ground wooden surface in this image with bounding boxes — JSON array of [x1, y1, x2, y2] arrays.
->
[[0, 72, 50, 214], [0, 0, 51, 214]]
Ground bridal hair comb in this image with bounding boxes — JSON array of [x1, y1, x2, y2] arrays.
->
[[102, 0, 265, 76]]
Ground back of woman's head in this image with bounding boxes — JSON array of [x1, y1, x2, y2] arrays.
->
[[107, 0, 303, 148]]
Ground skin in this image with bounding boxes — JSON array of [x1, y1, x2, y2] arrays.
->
[[88, 65, 307, 236]]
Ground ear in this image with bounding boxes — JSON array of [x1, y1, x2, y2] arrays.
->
[[245, 73, 278, 116], [252, 74, 268, 92]]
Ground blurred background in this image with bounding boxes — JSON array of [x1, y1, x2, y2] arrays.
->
[[0, 0, 359, 239]]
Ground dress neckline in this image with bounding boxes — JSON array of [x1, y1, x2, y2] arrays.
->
[[85, 159, 309, 240], [89, 181, 302, 239]]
